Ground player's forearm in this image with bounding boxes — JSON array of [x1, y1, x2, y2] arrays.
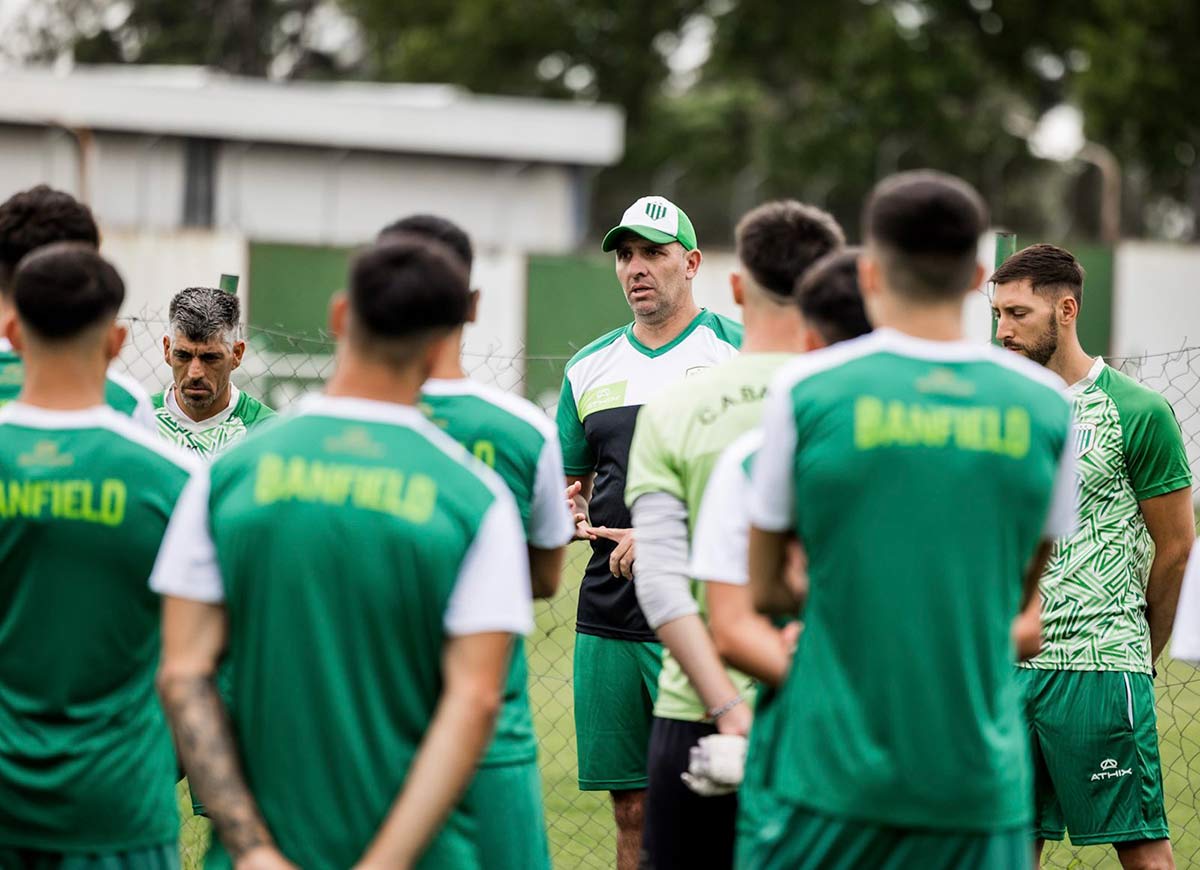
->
[[711, 610, 792, 686], [749, 527, 798, 616], [528, 545, 565, 599], [1147, 543, 1193, 662], [157, 672, 275, 858], [356, 685, 501, 866], [656, 615, 743, 712]]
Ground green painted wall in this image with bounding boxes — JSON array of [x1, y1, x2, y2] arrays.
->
[[524, 254, 632, 404], [248, 242, 351, 349], [1069, 243, 1114, 357]]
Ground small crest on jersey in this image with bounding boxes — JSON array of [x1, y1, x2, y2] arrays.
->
[[685, 365, 709, 378], [324, 426, 386, 459], [1073, 422, 1097, 458], [18, 440, 74, 468], [915, 367, 975, 398]]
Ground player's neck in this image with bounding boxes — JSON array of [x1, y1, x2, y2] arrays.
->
[[1046, 335, 1094, 386], [428, 331, 466, 380], [325, 353, 424, 407], [632, 299, 702, 349], [175, 383, 233, 423], [740, 299, 804, 354], [19, 352, 108, 410], [872, 294, 964, 342]]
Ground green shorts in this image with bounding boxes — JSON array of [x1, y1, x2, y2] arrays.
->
[[1018, 668, 1168, 846], [461, 760, 550, 870], [0, 844, 179, 870], [737, 803, 1029, 870], [573, 633, 663, 791]]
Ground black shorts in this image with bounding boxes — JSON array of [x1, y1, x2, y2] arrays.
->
[[642, 716, 738, 870]]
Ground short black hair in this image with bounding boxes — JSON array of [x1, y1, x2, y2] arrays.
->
[[0, 185, 100, 294], [348, 237, 470, 360], [13, 242, 124, 340], [735, 200, 844, 299], [989, 243, 1085, 305], [862, 170, 988, 301], [797, 248, 873, 345], [378, 214, 474, 271], [169, 287, 241, 342]]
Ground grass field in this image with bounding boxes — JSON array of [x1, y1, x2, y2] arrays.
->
[[180, 545, 1200, 869]]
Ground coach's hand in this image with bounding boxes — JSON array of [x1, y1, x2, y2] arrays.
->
[[565, 481, 596, 541], [593, 527, 635, 579], [235, 846, 297, 870]]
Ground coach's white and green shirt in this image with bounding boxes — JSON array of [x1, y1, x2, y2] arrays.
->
[[151, 395, 532, 869], [421, 377, 573, 767], [1023, 357, 1191, 676], [151, 384, 275, 459], [749, 329, 1076, 832], [0, 403, 196, 851], [0, 338, 156, 430], [626, 352, 791, 721], [557, 309, 742, 641]]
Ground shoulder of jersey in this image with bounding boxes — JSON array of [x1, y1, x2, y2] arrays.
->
[[405, 409, 523, 507], [767, 330, 887, 394], [564, 323, 629, 373], [1096, 363, 1174, 415], [91, 407, 200, 474], [150, 391, 167, 409], [104, 367, 151, 401], [697, 310, 745, 349], [434, 379, 556, 443]]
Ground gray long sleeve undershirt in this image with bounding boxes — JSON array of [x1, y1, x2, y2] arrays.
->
[[631, 491, 698, 631]]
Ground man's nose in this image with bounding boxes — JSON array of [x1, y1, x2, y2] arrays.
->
[[995, 316, 1014, 341], [188, 358, 205, 378]]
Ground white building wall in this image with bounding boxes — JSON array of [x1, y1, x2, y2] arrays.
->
[[214, 143, 579, 251], [0, 125, 83, 199], [89, 133, 186, 231]]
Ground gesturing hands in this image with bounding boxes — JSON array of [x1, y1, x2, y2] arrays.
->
[[565, 480, 595, 541], [593, 526, 635, 580]]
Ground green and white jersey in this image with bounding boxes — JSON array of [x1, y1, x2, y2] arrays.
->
[[421, 377, 573, 767], [1023, 357, 1192, 676], [0, 338, 156, 430], [750, 329, 1076, 832], [151, 384, 275, 460], [151, 395, 532, 869], [689, 428, 763, 588], [0, 403, 196, 852], [625, 352, 792, 721]]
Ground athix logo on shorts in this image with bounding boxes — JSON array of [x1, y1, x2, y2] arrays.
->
[[1091, 758, 1132, 781], [645, 202, 668, 221]]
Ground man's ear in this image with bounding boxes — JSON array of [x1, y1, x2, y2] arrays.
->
[[1059, 293, 1080, 327], [231, 340, 247, 369], [162, 334, 172, 364], [5, 315, 22, 352], [329, 292, 349, 339], [467, 290, 481, 324], [730, 272, 745, 307], [684, 248, 702, 280], [106, 322, 127, 363]]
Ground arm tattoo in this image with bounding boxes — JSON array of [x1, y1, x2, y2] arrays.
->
[[160, 674, 275, 857]]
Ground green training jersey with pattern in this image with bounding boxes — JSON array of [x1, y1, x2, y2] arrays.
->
[[0, 403, 195, 851], [625, 352, 792, 721], [1023, 357, 1191, 675], [0, 338, 156, 430], [151, 395, 532, 869], [421, 377, 573, 767], [151, 384, 275, 460], [749, 329, 1075, 832]]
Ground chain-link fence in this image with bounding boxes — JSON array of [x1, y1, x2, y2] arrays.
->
[[117, 313, 1200, 869]]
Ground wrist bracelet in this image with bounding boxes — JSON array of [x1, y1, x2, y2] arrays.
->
[[707, 694, 744, 721]]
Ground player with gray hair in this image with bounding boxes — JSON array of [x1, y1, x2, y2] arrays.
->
[[154, 286, 274, 458]]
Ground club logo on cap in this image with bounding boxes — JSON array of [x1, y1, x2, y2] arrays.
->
[[645, 202, 668, 221]]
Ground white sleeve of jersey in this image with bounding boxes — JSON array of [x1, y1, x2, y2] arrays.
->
[[1170, 543, 1200, 665], [528, 435, 574, 549], [690, 433, 760, 586], [106, 366, 158, 432], [1042, 435, 1078, 540], [444, 490, 534, 637], [748, 379, 798, 533], [149, 468, 226, 603]]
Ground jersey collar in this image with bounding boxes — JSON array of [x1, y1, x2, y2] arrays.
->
[[164, 383, 241, 431], [297, 393, 429, 427], [624, 309, 710, 359], [0, 402, 117, 429], [1066, 356, 1106, 396]]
